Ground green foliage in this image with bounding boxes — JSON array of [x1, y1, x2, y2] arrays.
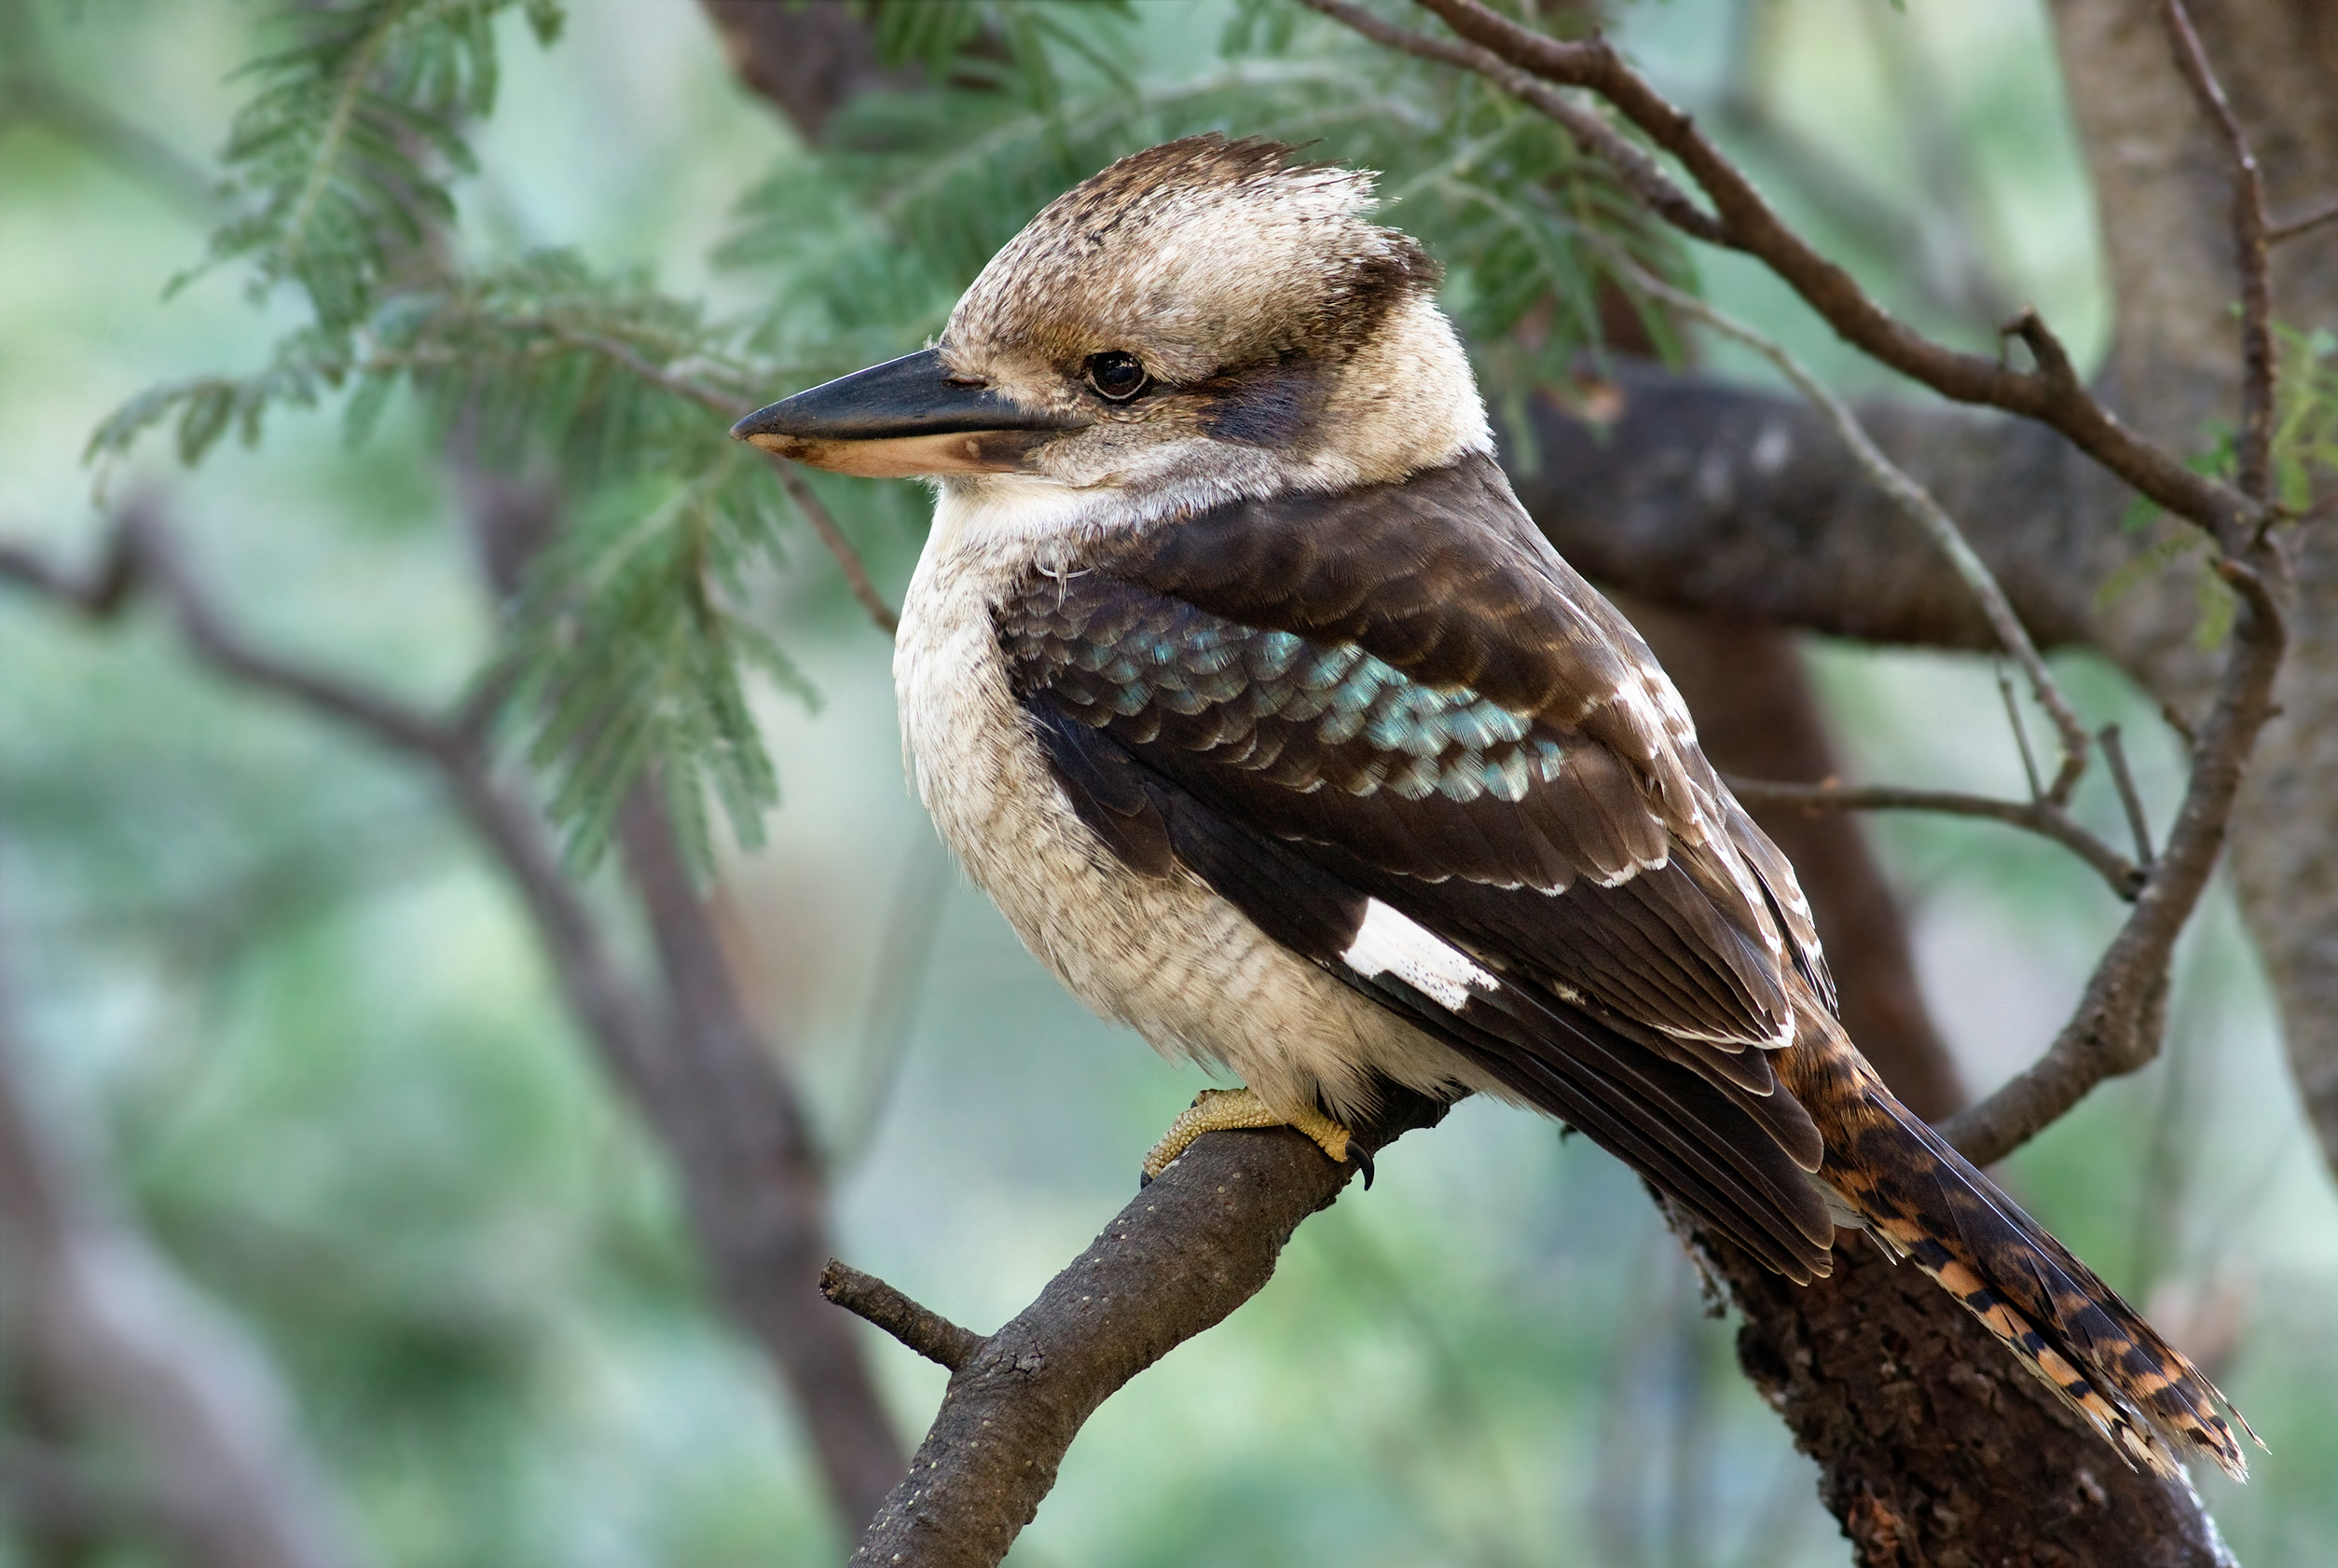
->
[[487, 449, 819, 874], [863, 0, 1140, 111], [192, 0, 565, 335], [725, 4, 1683, 406], [101, 0, 1680, 870], [2102, 322, 2338, 649], [2271, 323, 2338, 513]]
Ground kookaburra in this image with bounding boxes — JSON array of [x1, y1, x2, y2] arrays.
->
[[734, 136, 2248, 1480]]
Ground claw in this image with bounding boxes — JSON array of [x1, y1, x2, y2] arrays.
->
[[1139, 1086, 1358, 1183]]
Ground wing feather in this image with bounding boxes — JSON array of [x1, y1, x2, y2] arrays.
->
[[997, 450, 1840, 1274]]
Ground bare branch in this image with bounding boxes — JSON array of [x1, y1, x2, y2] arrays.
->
[[2268, 194, 2338, 243], [1608, 257, 2094, 800], [0, 504, 908, 1532], [1292, 0, 1726, 243], [2162, 0, 2276, 507], [1371, 0, 2262, 543], [2100, 724, 2157, 867], [820, 1261, 983, 1372], [846, 1092, 1447, 1568], [1726, 777, 2144, 898], [761, 455, 899, 637], [0, 935, 367, 1568], [1939, 557, 2286, 1166]]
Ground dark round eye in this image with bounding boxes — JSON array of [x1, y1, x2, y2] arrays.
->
[[1084, 351, 1149, 402]]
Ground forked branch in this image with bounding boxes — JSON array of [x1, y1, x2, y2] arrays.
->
[[1294, 0, 2296, 1168], [1604, 255, 2094, 801], [1304, 0, 2267, 543], [0, 501, 907, 1531], [837, 1094, 1446, 1568]]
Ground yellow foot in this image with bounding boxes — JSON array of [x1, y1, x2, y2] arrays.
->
[[1140, 1087, 1355, 1182]]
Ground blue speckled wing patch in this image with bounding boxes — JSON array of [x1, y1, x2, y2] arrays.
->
[[1056, 601, 1567, 803], [1000, 574, 1671, 893], [998, 569, 1799, 1052]]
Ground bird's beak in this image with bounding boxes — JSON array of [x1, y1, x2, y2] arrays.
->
[[731, 348, 1085, 478]]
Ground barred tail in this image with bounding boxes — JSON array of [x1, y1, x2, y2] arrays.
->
[[1822, 1085, 2254, 1481]]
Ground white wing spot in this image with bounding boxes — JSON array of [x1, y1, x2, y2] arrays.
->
[[1341, 900, 1494, 1011]]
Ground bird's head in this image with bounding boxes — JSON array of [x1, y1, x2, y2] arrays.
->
[[733, 136, 1491, 525]]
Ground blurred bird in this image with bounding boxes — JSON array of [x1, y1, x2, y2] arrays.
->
[[733, 135, 2250, 1482]]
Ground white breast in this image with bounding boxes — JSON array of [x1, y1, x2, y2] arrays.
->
[[892, 490, 1482, 1125]]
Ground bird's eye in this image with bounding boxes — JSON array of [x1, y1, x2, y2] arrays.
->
[[1085, 351, 1149, 402]]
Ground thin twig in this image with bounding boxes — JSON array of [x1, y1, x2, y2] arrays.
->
[[2268, 194, 2338, 244], [521, 323, 901, 636], [2098, 725, 2155, 868], [763, 454, 900, 637], [820, 1261, 985, 1372], [1359, 0, 2264, 544], [1996, 658, 2045, 801], [1725, 777, 2143, 898], [1292, 0, 1726, 243], [2162, 0, 2276, 515], [1602, 254, 2092, 800], [1939, 558, 2286, 1165], [0, 503, 908, 1530], [536, 323, 763, 414]]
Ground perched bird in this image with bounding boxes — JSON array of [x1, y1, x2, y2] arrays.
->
[[734, 135, 2250, 1481]]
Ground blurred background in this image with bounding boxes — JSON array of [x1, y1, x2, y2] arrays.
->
[[2, 1, 2334, 1565]]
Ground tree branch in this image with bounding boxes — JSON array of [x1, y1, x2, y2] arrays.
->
[[844, 1092, 1448, 1568], [2268, 194, 2338, 243], [1726, 778, 2144, 899], [1706, 1230, 2240, 1568], [762, 456, 899, 637], [1608, 254, 2095, 801], [1292, 0, 1726, 243], [1938, 557, 2287, 1166], [0, 502, 907, 1534], [1360, 0, 2263, 543], [1506, 364, 2132, 654], [2161, 0, 2276, 508], [819, 1262, 983, 1373], [0, 928, 367, 1568]]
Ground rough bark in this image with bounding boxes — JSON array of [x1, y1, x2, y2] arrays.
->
[[841, 1095, 1447, 1568], [2056, 0, 2338, 1176], [1712, 1233, 2236, 1568], [698, 3, 2308, 1565]]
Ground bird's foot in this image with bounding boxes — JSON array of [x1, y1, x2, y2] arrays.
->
[[1139, 1087, 1357, 1183]]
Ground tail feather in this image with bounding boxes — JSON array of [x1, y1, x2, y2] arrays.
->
[[1830, 1089, 2251, 1481]]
